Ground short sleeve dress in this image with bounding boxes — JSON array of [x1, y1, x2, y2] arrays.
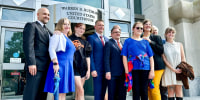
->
[[162, 41, 183, 86], [44, 35, 76, 93], [69, 34, 92, 78]]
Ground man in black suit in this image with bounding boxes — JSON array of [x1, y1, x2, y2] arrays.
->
[[23, 8, 52, 100], [104, 25, 126, 100]]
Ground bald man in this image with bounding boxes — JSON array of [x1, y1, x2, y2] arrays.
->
[[23, 8, 52, 100]]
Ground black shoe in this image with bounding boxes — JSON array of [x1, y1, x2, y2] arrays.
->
[[176, 97, 183, 100], [168, 97, 175, 100]]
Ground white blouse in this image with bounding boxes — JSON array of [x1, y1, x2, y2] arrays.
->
[[49, 33, 67, 60]]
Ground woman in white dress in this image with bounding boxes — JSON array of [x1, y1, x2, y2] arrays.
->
[[161, 27, 186, 100]]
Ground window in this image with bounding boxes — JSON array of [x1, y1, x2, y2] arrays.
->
[[135, 18, 144, 22], [134, 0, 142, 14], [109, 22, 129, 34], [3, 30, 25, 63], [2, 8, 33, 22], [109, 0, 128, 8], [1, 28, 25, 98], [2, 70, 25, 97], [53, 0, 102, 8], [109, 22, 130, 42]]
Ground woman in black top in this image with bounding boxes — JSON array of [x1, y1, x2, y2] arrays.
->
[[142, 19, 165, 100], [69, 23, 92, 100]]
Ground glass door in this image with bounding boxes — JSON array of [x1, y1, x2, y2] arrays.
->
[[0, 28, 25, 99]]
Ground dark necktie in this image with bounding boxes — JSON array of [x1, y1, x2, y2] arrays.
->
[[117, 40, 122, 50], [43, 25, 50, 40], [43, 25, 49, 35], [99, 36, 104, 46]]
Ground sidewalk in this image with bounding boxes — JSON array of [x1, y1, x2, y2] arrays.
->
[[183, 96, 200, 100], [2, 95, 200, 100], [66, 96, 200, 100]]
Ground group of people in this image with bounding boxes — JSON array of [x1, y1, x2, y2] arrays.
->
[[22, 7, 185, 100]]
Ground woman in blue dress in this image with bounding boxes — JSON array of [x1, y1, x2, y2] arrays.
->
[[121, 22, 154, 100], [44, 18, 76, 100]]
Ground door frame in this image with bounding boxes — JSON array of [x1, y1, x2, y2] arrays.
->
[[0, 27, 24, 99], [0, 27, 24, 70]]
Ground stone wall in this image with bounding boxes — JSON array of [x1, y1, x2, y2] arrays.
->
[[142, 0, 200, 96], [169, 0, 200, 96]]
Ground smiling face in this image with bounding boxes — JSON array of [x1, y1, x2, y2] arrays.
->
[[143, 21, 152, 32], [153, 28, 158, 35], [164, 27, 176, 41], [152, 26, 159, 35], [37, 8, 50, 24], [132, 23, 143, 36], [165, 31, 175, 41], [75, 23, 86, 36], [62, 19, 71, 34], [111, 28, 121, 40], [94, 20, 104, 34]]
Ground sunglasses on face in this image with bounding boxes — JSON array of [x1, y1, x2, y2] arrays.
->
[[135, 27, 143, 30]]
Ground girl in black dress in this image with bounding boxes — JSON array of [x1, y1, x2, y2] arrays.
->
[[69, 23, 92, 100]]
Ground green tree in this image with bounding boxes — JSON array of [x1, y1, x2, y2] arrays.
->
[[3, 32, 25, 63]]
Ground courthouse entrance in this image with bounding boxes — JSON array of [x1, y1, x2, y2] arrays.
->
[[0, 25, 95, 99], [0, 2, 100, 99]]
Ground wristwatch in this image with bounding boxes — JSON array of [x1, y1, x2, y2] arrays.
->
[[53, 62, 58, 65]]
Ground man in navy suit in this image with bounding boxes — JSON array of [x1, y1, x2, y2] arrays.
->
[[87, 20, 109, 100], [104, 25, 126, 100]]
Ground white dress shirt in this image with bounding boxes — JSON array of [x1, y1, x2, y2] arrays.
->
[[37, 20, 44, 27]]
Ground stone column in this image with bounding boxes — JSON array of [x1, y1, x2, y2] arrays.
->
[[142, 0, 170, 38], [103, 0, 110, 38], [157, 0, 170, 37], [168, 0, 200, 96], [130, 0, 135, 35], [35, 0, 42, 21]]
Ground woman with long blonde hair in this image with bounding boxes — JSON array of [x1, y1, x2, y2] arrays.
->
[[44, 18, 76, 100]]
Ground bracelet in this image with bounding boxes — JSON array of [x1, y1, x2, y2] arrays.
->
[[53, 62, 58, 65]]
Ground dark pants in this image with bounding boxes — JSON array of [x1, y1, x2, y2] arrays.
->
[[108, 74, 126, 100], [23, 71, 47, 100], [132, 70, 150, 100], [93, 75, 107, 100]]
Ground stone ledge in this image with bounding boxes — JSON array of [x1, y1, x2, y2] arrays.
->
[[169, 0, 200, 21]]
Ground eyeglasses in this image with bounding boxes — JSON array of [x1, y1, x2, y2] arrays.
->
[[113, 31, 121, 34], [135, 27, 143, 30]]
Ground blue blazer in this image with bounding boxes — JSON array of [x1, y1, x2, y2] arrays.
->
[[104, 39, 124, 76], [87, 33, 109, 75]]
